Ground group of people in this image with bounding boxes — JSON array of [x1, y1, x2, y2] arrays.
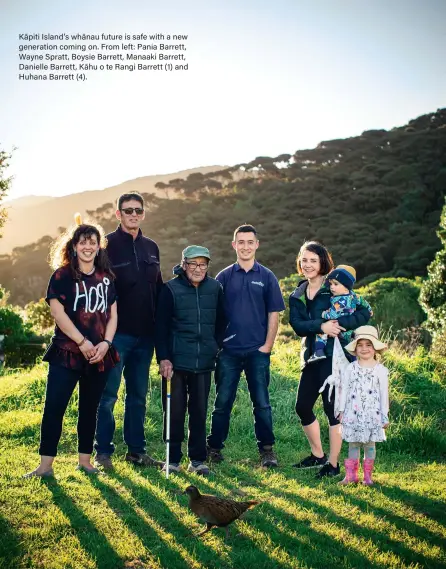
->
[[25, 192, 390, 486]]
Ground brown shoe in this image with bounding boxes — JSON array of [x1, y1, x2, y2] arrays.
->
[[260, 445, 278, 468], [94, 454, 114, 471], [206, 446, 224, 463], [125, 453, 163, 468]]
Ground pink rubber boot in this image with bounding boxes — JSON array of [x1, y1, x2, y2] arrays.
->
[[339, 458, 359, 485], [362, 458, 375, 486]]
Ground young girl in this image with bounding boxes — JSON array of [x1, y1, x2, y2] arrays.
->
[[337, 326, 389, 485], [24, 215, 119, 477]]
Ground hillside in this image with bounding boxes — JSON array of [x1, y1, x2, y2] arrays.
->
[[0, 165, 225, 255], [1, 108, 446, 306]]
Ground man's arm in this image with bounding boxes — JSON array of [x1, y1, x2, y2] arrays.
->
[[215, 285, 227, 348], [259, 312, 280, 353], [155, 285, 174, 371]]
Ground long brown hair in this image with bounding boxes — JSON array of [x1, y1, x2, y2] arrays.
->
[[49, 214, 114, 280]]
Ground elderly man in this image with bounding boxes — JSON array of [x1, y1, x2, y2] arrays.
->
[[155, 245, 226, 475]]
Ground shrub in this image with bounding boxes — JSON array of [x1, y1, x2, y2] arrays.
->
[[0, 302, 45, 368], [25, 298, 54, 332], [420, 198, 446, 337], [357, 277, 426, 334]]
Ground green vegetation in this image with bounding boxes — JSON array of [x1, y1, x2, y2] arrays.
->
[[0, 146, 12, 236], [0, 287, 47, 368], [1, 109, 446, 306], [0, 342, 445, 569], [420, 198, 446, 356]]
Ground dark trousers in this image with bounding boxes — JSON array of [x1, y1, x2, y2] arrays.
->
[[40, 364, 108, 457], [295, 357, 339, 427], [207, 349, 275, 451], [162, 370, 211, 464]]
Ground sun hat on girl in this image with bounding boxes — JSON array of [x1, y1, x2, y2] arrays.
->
[[345, 325, 388, 355]]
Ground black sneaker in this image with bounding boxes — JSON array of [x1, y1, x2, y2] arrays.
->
[[315, 462, 340, 478], [292, 453, 328, 468], [206, 446, 224, 463]]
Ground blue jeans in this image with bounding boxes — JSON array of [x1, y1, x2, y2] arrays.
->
[[207, 349, 275, 451], [94, 333, 154, 455]]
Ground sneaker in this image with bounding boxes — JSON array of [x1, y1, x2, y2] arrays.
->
[[315, 462, 341, 478], [260, 445, 278, 468], [292, 453, 328, 468], [161, 462, 181, 473], [187, 462, 210, 476], [94, 453, 113, 471], [125, 453, 164, 468], [206, 446, 224, 463]]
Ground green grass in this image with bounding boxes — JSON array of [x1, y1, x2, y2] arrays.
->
[[0, 342, 445, 569]]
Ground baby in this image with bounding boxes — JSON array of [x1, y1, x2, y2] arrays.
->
[[309, 265, 373, 363]]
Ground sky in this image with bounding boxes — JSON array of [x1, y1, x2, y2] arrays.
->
[[1, 0, 445, 201]]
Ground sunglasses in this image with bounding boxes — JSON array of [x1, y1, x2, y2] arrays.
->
[[121, 207, 144, 215]]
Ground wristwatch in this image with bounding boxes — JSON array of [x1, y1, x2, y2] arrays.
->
[[103, 340, 113, 349]]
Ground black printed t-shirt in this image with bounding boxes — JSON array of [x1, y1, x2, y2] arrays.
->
[[43, 266, 118, 372]]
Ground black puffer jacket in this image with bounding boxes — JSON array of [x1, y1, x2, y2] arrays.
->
[[155, 265, 226, 373], [289, 280, 371, 365]]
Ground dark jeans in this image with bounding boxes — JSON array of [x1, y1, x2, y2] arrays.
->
[[95, 333, 154, 455], [162, 370, 211, 464], [295, 357, 339, 427], [207, 349, 274, 451], [40, 364, 108, 457]]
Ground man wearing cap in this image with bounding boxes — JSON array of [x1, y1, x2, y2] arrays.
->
[[309, 264, 373, 362], [206, 224, 286, 468], [155, 245, 226, 475]]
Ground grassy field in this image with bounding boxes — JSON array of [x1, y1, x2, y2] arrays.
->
[[0, 341, 445, 569]]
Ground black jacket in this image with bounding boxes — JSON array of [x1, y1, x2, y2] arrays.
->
[[289, 279, 371, 364], [106, 225, 162, 336], [155, 265, 226, 372]]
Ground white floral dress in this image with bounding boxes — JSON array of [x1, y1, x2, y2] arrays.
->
[[338, 361, 389, 443]]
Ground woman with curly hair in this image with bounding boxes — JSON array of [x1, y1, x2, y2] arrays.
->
[[24, 215, 119, 477]]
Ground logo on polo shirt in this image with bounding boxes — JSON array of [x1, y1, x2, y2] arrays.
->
[[251, 281, 264, 287]]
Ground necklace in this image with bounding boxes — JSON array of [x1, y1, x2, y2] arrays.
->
[[82, 267, 95, 275]]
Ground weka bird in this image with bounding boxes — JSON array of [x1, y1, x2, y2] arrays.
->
[[184, 485, 259, 538]]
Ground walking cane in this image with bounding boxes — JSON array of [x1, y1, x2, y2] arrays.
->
[[165, 372, 172, 479]]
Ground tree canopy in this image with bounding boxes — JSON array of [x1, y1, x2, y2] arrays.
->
[[1, 108, 446, 306]]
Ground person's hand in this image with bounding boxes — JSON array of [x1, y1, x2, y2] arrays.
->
[[383, 422, 390, 429], [78, 339, 96, 360], [258, 345, 272, 354], [89, 341, 110, 364], [160, 359, 173, 379], [321, 320, 345, 337]]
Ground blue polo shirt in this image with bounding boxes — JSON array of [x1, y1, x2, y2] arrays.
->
[[216, 261, 285, 354]]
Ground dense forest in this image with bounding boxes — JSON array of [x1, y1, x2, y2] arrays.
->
[[1, 108, 446, 306]]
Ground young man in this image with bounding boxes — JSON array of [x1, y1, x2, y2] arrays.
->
[[155, 246, 226, 475], [94, 192, 163, 469], [207, 225, 285, 467]]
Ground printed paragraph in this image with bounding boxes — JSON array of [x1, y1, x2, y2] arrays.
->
[[17, 33, 189, 81]]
